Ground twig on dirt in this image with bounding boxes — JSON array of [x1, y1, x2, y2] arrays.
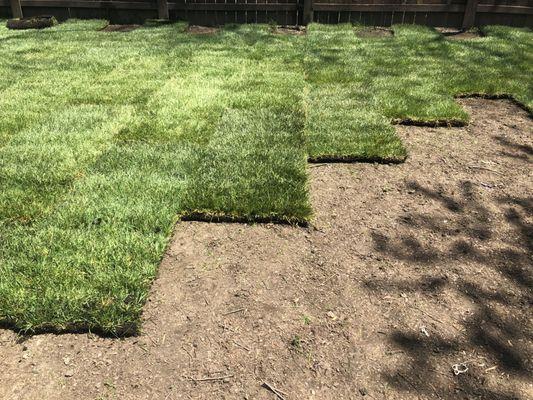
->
[[262, 382, 288, 400], [320, 273, 338, 285], [309, 163, 328, 168], [135, 342, 148, 353], [397, 372, 418, 391], [146, 334, 158, 346], [164, 389, 174, 400], [185, 275, 199, 284], [233, 339, 250, 351], [414, 305, 444, 324], [427, 381, 443, 400], [467, 165, 503, 175], [222, 308, 246, 316], [218, 322, 236, 333], [414, 305, 462, 332], [385, 349, 404, 356], [185, 374, 234, 382], [181, 346, 194, 368], [397, 372, 426, 399], [427, 367, 450, 379]]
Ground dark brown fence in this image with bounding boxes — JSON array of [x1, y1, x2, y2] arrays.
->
[[313, 1, 533, 27], [1, 0, 532, 27]]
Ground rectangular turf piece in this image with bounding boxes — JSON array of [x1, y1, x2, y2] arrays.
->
[[0, 20, 531, 335]]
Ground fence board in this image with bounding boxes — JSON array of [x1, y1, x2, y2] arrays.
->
[[0, 0, 531, 26], [157, 0, 169, 18], [9, 0, 23, 17]]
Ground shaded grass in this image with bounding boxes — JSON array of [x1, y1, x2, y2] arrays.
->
[[0, 20, 531, 335]]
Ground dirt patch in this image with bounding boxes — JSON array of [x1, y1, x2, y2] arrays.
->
[[6, 15, 57, 30], [274, 25, 307, 36], [356, 27, 393, 38], [436, 27, 483, 40], [101, 24, 140, 33], [188, 25, 219, 35], [393, 117, 466, 128], [0, 99, 531, 399]]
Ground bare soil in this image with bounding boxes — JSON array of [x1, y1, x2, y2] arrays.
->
[[6, 16, 57, 30], [1, 99, 532, 400], [435, 27, 483, 40], [101, 24, 140, 33], [274, 26, 307, 36], [356, 27, 393, 38], [188, 25, 219, 35]]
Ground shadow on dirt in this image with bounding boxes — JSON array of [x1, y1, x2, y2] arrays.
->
[[366, 141, 532, 399]]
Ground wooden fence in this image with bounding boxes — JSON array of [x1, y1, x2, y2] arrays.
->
[[1, 0, 532, 28]]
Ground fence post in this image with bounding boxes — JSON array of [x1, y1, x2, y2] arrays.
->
[[462, 0, 478, 30], [303, 0, 313, 25], [157, 0, 169, 20], [9, 0, 23, 19]]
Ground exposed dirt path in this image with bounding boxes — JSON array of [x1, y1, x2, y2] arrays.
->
[[1, 99, 531, 400]]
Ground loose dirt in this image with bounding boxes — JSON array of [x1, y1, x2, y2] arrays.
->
[[1, 99, 531, 400], [435, 27, 483, 40], [356, 27, 394, 38], [188, 25, 219, 35], [274, 26, 307, 36]]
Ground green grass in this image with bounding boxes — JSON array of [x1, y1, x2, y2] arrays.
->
[[0, 20, 531, 335]]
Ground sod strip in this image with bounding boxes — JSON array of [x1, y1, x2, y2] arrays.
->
[[0, 142, 186, 334], [0, 76, 73, 148], [0, 105, 132, 223], [180, 108, 311, 224], [305, 86, 406, 162], [304, 24, 407, 162]]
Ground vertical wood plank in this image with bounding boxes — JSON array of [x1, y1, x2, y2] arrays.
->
[[302, 0, 313, 25], [10, 0, 23, 19], [462, 0, 478, 29], [157, 0, 170, 20]]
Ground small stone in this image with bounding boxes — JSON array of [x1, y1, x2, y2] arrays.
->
[[326, 311, 338, 321], [359, 387, 368, 396], [64, 370, 75, 377]]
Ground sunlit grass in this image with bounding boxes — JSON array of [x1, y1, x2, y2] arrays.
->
[[0, 20, 530, 334]]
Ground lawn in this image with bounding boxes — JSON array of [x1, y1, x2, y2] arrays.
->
[[0, 20, 531, 335]]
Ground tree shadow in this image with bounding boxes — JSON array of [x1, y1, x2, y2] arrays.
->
[[367, 175, 532, 399], [494, 135, 533, 164]]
